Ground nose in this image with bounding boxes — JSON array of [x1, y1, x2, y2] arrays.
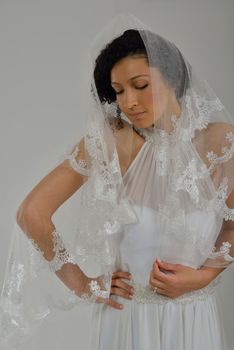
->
[[123, 89, 138, 110]]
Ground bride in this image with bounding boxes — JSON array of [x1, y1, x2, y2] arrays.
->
[[1, 13, 234, 350]]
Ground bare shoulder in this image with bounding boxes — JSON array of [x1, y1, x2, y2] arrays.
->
[[195, 122, 234, 151], [206, 122, 234, 136]]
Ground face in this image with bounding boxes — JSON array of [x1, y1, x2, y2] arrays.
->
[[110, 55, 179, 129]]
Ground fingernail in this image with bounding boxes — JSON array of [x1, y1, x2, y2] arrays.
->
[[120, 305, 124, 309]]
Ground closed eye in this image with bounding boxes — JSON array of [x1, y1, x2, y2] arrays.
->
[[115, 84, 148, 95], [136, 84, 148, 90]]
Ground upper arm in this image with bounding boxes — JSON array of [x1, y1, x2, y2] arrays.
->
[[17, 154, 86, 221]]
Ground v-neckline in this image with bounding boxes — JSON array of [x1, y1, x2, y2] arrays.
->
[[122, 141, 148, 180]]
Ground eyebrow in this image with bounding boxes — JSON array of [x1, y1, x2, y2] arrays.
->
[[111, 74, 149, 85]]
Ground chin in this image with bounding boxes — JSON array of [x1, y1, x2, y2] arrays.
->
[[133, 119, 154, 129]]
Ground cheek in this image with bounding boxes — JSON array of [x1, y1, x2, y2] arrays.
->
[[141, 89, 154, 109], [116, 96, 123, 108]]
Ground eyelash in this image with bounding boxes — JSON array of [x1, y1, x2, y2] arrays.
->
[[115, 84, 148, 95]]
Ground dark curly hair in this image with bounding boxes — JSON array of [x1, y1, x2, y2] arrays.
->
[[93, 29, 190, 104]]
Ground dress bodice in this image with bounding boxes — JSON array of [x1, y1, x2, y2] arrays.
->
[[113, 139, 222, 286]]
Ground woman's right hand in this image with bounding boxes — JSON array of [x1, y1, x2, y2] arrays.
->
[[105, 271, 135, 310]]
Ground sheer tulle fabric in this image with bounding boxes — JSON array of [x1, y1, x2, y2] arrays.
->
[[0, 12, 234, 349]]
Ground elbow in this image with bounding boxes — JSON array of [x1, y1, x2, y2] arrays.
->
[[16, 199, 51, 234], [16, 201, 30, 228], [16, 198, 37, 230], [16, 205, 22, 226], [16, 202, 40, 237]]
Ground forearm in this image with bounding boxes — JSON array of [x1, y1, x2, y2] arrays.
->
[[17, 206, 90, 295], [199, 229, 234, 283], [198, 231, 233, 285], [214, 228, 234, 256], [17, 205, 57, 261], [198, 265, 226, 286]]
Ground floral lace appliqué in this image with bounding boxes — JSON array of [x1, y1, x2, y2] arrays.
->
[[29, 230, 77, 272], [68, 145, 89, 177], [207, 131, 234, 173], [174, 90, 223, 142], [214, 177, 234, 221], [48, 230, 77, 272], [88, 280, 109, 298], [135, 126, 176, 176], [85, 123, 123, 205], [175, 158, 209, 204], [209, 241, 234, 263]]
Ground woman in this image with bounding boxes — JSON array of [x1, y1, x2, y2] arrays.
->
[[1, 13, 234, 350]]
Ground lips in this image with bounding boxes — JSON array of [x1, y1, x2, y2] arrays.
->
[[130, 111, 146, 120], [129, 111, 145, 117]]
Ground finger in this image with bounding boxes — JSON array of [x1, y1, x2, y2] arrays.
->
[[154, 288, 168, 297], [157, 260, 180, 272], [112, 271, 132, 280], [112, 278, 134, 294], [105, 298, 124, 310], [149, 270, 168, 290], [110, 286, 134, 300], [149, 277, 167, 291], [148, 281, 167, 296], [152, 262, 170, 283]]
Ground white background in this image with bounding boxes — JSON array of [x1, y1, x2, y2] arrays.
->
[[0, 0, 233, 348]]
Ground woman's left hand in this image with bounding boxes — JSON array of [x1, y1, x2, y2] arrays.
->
[[149, 259, 221, 299]]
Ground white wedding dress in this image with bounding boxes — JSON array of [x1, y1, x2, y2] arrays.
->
[[89, 138, 230, 350], [2, 132, 232, 350]]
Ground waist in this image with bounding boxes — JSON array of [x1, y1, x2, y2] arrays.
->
[[130, 276, 220, 305]]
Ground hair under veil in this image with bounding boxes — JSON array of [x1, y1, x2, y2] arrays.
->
[[0, 13, 234, 349]]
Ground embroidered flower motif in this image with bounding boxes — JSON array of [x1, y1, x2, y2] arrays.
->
[[175, 158, 209, 204], [135, 126, 176, 176], [210, 241, 234, 263], [68, 145, 89, 176], [214, 177, 234, 221], [174, 90, 223, 142], [103, 220, 121, 235], [226, 131, 234, 143], [194, 93, 223, 125], [28, 231, 78, 273], [206, 131, 234, 173], [88, 279, 109, 298], [85, 123, 123, 205], [206, 151, 216, 162], [89, 280, 99, 292], [48, 230, 77, 272]]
